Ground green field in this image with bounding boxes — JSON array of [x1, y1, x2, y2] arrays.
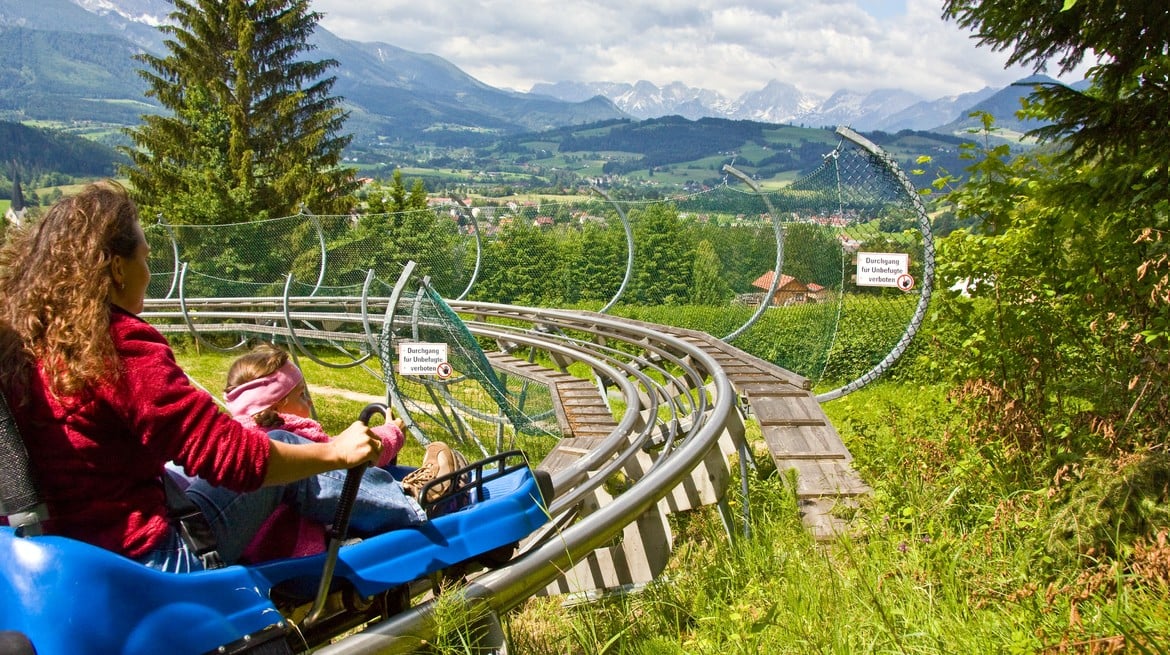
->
[[166, 339, 1170, 653]]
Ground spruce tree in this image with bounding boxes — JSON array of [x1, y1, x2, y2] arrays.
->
[[690, 239, 729, 305], [121, 0, 357, 225], [629, 203, 694, 305], [942, 0, 1169, 202]]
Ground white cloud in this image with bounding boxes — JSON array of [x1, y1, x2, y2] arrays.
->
[[312, 0, 1086, 100]]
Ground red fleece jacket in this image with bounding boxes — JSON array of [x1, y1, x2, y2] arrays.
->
[[8, 307, 271, 558]]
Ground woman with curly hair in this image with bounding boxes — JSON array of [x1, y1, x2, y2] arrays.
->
[[0, 180, 430, 571]]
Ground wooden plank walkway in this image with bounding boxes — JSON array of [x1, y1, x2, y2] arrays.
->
[[598, 320, 870, 540], [483, 322, 870, 598], [482, 350, 617, 446]]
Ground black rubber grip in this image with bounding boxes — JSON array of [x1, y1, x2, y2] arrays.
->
[[326, 403, 387, 541], [358, 402, 387, 426]]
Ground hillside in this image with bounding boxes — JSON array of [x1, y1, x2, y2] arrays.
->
[[311, 29, 627, 146], [0, 26, 156, 126], [0, 120, 126, 177], [0, 0, 163, 48], [478, 117, 975, 190]]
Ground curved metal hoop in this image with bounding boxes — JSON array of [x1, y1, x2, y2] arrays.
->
[[590, 186, 635, 314], [295, 207, 329, 297], [151, 217, 181, 300], [176, 262, 250, 352], [718, 165, 786, 343], [449, 197, 485, 301], [814, 126, 936, 402], [280, 273, 371, 370]]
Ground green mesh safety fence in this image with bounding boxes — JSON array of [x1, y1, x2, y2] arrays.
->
[[144, 128, 931, 409], [380, 278, 559, 457], [145, 207, 479, 302]]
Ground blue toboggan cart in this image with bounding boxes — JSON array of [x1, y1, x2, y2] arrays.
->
[[0, 400, 552, 655]]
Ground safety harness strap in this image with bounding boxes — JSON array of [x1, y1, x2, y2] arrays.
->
[[162, 472, 225, 570]]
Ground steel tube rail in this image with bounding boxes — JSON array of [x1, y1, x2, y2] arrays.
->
[[464, 314, 709, 461], [314, 307, 735, 655], [141, 296, 737, 654], [465, 325, 668, 515]]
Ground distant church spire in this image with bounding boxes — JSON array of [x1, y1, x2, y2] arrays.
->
[[11, 162, 24, 212]]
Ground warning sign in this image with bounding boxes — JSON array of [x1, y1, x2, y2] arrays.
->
[[856, 252, 910, 288], [398, 342, 449, 375]]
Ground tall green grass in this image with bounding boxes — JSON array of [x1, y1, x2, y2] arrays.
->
[[172, 346, 1169, 653], [499, 382, 1170, 654]]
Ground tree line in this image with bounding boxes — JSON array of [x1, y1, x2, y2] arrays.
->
[[0, 121, 125, 201]]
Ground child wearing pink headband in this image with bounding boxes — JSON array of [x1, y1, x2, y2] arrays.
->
[[225, 346, 406, 466], [223, 343, 466, 563]]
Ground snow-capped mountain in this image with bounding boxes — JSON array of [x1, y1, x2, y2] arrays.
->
[[729, 80, 819, 124], [72, 0, 169, 26], [6, 0, 1078, 137], [810, 88, 925, 129], [532, 78, 815, 123], [532, 79, 982, 131], [532, 80, 732, 121]]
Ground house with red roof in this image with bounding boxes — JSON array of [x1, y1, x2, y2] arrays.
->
[[751, 272, 811, 306]]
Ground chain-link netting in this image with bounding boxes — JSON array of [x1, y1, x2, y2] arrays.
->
[[146, 207, 480, 302], [144, 128, 932, 408], [143, 205, 543, 454], [381, 279, 560, 458]]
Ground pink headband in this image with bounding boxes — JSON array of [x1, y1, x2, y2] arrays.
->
[[224, 361, 304, 417]]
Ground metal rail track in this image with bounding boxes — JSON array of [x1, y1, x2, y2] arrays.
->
[[143, 295, 854, 652]]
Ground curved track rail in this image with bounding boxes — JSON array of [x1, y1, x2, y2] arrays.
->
[[142, 295, 866, 652]]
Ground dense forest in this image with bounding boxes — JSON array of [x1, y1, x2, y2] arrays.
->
[[0, 27, 152, 126], [0, 120, 126, 199]]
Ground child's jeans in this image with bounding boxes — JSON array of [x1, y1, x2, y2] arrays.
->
[[138, 430, 426, 572]]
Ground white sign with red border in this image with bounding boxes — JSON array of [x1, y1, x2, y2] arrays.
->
[[398, 342, 449, 376], [856, 252, 911, 288]]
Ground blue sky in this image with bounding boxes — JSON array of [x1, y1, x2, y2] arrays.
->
[[313, 0, 1090, 101], [857, 0, 907, 21]]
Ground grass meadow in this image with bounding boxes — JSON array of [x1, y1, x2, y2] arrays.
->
[[172, 345, 1170, 654]]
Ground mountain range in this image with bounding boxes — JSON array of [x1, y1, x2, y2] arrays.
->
[[0, 0, 1077, 149], [529, 79, 1008, 132]]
